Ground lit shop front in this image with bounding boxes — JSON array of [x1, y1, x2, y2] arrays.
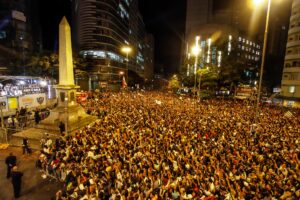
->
[[0, 76, 51, 115]]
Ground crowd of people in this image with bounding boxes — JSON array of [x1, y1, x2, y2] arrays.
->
[[38, 92, 300, 199], [6, 107, 50, 129]]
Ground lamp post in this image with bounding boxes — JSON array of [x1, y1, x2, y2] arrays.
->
[[64, 97, 68, 135], [20, 36, 25, 75], [192, 36, 200, 100], [119, 71, 124, 89], [254, 0, 272, 123], [121, 46, 132, 86]]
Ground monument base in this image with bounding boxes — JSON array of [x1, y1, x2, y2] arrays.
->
[[38, 104, 97, 132]]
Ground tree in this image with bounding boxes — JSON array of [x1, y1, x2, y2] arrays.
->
[[217, 40, 251, 91], [168, 74, 180, 92]]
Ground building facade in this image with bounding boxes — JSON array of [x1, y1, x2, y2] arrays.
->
[[281, 0, 300, 107], [0, 0, 37, 74], [184, 27, 261, 86], [185, 0, 250, 47], [73, 0, 153, 90], [183, 0, 261, 87]]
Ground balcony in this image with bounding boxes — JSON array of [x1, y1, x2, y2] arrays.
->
[[283, 67, 300, 72], [292, 0, 300, 8], [286, 40, 300, 48], [288, 27, 300, 35], [281, 79, 300, 85], [285, 54, 300, 60]]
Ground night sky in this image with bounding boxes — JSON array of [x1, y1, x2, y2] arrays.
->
[[38, 0, 186, 75], [38, 0, 72, 52], [138, 0, 186, 75]]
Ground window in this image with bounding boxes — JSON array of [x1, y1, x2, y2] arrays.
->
[[0, 31, 6, 39], [291, 74, 298, 80], [292, 61, 300, 67], [289, 86, 295, 93], [285, 63, 291, 68]]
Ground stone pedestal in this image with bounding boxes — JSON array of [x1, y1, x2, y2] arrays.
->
[[37, 17, 97, 133], [38, 85, 97, 132], [13, 17, 96, 140]]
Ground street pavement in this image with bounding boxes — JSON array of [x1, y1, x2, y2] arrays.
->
[[0, 146, 62, 200]]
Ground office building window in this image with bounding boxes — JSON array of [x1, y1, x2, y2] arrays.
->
[[289, 86, 295, 93]]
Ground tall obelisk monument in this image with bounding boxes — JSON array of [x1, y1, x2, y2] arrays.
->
[[38, 17, 96, 132], [59, 16, 75, 86], [55, 16, 79, 108]]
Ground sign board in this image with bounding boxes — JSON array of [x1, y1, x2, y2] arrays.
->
[[8, 97, 18, 110], [273, 87, 281, 93], [12, 10, 26, 22], [0, 97, 8, 111], [76, 92, 88, 103], [18, 93, 46, 108], [99, 82, 107, 88]]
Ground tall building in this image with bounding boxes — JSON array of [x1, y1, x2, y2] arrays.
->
[[280, 0, 300, 107], [0, 0, 36, 74], [185, 0, 251, 46], [73, 0, 153, 90], [144, 34, 154, 80], [184, 32, 261, 86], [184, 0, 261, 86]]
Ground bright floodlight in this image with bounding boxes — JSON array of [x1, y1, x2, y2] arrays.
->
[[192, 45, 200, 56], [19, 80, 25, 85], [121, 46, 132, 54], [253, 0, 264, 6], [40, 80, 47, 86]]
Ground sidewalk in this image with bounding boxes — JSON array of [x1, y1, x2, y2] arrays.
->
[[0, 146, 62, 200]]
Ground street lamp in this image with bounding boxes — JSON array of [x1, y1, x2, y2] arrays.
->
[[192, 37, 200, 101], [254, 0, 272, 123], [121, 46, 132, 85], [119, 71, 124, 87], [64, 97, 68, 135], [20, 36, 25, 75]]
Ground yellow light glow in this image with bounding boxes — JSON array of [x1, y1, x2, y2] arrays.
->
[[121, 46, 132, 54], [192, 46, 200, 56], [253, 0, 264, 6]]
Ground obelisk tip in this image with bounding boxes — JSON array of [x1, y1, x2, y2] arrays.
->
[[60, 16, 69, 26]]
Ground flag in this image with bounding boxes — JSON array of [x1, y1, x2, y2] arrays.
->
[[155, 100, 162, 105], [284, 111, 293, 118], [122, 76, 127, 88]]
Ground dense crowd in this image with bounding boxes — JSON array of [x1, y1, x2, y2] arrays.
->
[[38, 92, 300, 199]]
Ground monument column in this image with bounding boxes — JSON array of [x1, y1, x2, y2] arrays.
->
[[55, 17, 79, 109], [37, 17, 97, 133]]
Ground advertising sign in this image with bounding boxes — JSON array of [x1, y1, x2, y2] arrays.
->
[[0, 97, 8, 111], [12, 10, 26, 22], [8, 97, 18, 110], [18, 93, 46, 108], [76, 92, 88, 104]]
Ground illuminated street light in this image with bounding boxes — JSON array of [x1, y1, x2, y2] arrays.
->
[[187, 53, 191, 76], [191, 36, 201, 105], [254, 0, 272, 123], [253, 0, 264, 6], [119, 71, 124, 84], [121, 46, 132, 85]]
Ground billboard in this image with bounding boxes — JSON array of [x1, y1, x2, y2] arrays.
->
[[8, 97, 18, 110], [12, 10, 26, 22], [0, 97, 8, 111], [18, 93, 46, 108]]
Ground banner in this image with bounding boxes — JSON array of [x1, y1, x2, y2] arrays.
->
[[18, 93, 46, 108], [8, 97, 18, 110], [0, 97, 8, 111]]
